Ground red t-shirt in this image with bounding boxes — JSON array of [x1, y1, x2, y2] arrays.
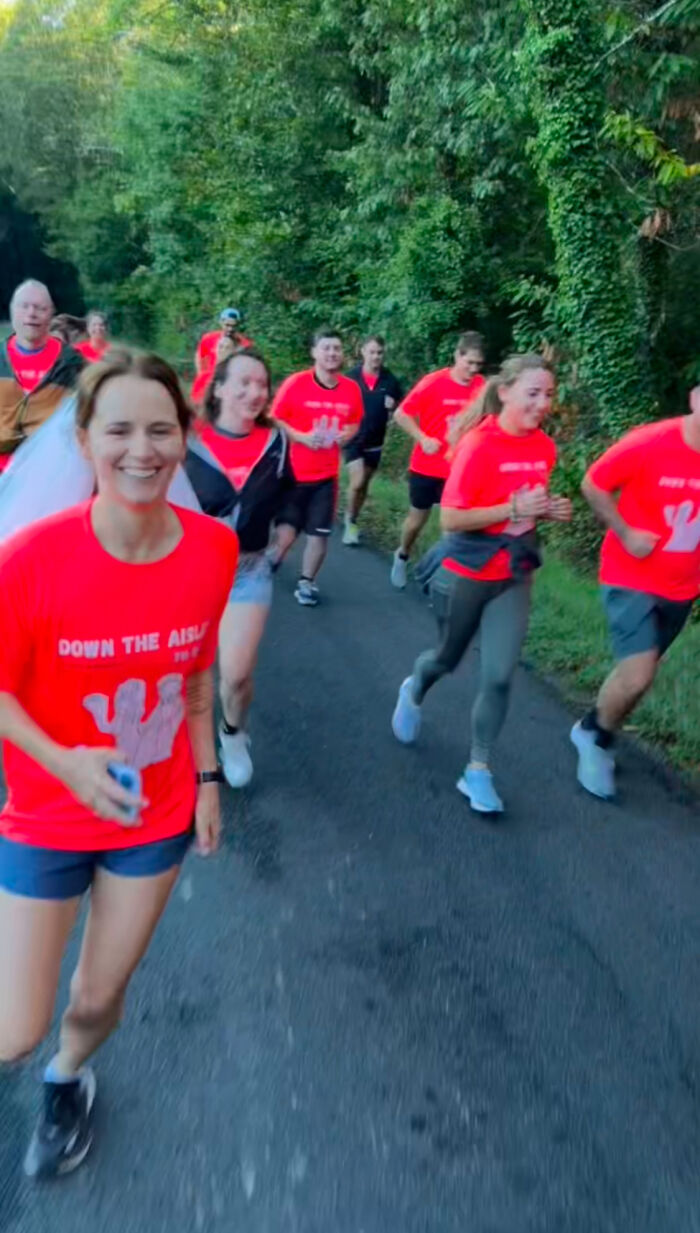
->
[[270, 368, 363, 482], [401, 369, 487, 479], [6, 336, 62, 394], [199, 422, 273, 490], [190, 368, 214, 406], [196, 329, 252, 372], [74, 340, 107, 364], [0, 502, 238, 851], [441, 417, 557, 580], [586, 418, 700, 602], [363, 371, 379, 391]]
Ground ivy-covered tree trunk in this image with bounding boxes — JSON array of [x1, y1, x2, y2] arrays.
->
[[519, 0, 655, 435]]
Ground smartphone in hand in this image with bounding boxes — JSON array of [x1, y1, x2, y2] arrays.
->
[[107, 762, 142, 822]]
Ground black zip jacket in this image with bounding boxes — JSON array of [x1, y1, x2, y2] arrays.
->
[[185, 425, 294, 553], [347, 365, 403, 449]]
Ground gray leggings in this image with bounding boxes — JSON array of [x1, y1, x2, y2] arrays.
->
[[412, 566, 532, 764]]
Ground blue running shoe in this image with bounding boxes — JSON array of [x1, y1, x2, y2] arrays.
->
[[570, 722, 616, 800], [457, 767, 504, 814], [391, 677, 421, 744]]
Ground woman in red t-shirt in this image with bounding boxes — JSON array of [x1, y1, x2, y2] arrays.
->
[[185, 349, 293, 789], [189, 334, 237, 409], [391, 353, 572, 814], [0, 348, 238, 1179], [75, 310, 111, 364]]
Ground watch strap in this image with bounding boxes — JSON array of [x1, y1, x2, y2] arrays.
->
[[196, 769, 223, 784]]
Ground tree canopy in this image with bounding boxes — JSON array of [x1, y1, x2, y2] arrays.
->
[[0, 0, 698, 422]]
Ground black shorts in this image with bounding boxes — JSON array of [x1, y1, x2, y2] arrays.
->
[[409, 471, 445, 511], [344, 442, 382, 471], [276, 478, 337, 537], [602, 586, 693, 660]]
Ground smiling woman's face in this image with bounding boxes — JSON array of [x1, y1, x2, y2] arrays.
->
[[499, 367, 556, 434], [79, 373, 185, 507], [88, 313, 108, 343]]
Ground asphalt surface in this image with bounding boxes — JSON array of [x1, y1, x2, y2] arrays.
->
[[1, 538, 699, 1233]]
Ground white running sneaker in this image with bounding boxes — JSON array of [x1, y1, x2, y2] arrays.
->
[[391, 549, 408, 589], [219, 729, 253, 788], [294, 578, 319, 606], [391, 677, 422, 744], [570, 722, 616, 800], [456, 767, 504, 814], [343, 520, 360, 546]]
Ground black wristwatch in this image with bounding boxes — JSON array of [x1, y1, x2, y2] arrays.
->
[[196, 769, 224, 784]]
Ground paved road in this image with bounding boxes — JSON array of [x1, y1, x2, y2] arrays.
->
[[1, 540, 699, 1233]]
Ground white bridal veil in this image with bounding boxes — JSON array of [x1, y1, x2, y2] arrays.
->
[[0, 396, 200, 542]]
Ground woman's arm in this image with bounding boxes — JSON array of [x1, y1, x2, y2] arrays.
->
[[441, 486, 549, 533], [441, 502, 512, 533], [185, 668, 221, 856], [0, 692, 144, 822]]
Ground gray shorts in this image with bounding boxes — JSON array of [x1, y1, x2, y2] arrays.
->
[[230, 552, 274, 607], [602, 586, 693, 660]]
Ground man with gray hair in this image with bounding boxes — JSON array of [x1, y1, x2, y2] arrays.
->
[[0, 280, 84, 472]]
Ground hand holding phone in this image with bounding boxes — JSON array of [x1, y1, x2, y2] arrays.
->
[[107, 762, 143, 823], [58, 747, 146, 825]]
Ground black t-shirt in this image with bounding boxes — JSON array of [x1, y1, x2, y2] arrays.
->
[[347, 365, 403, 448]]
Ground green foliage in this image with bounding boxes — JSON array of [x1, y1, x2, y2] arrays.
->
[[518, 0, 658, 434], [0, 0, 697, 413], [603, 111, 700, 185]]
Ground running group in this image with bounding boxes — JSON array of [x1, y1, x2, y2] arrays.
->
[[0, 279, 697, 1179]]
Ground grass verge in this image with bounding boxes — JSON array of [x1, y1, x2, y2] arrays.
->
[[344, 472, 700, 776]]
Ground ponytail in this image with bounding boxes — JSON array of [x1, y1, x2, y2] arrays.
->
[[450, 352, 556, 448]]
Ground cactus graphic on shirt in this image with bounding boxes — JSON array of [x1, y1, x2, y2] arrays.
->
[[664, 500, 700, 553], [83, 674, 185, 770]]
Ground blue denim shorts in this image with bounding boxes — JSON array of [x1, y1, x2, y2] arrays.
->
[[0, 829, 194, 901], [230, 552, 274, 606]]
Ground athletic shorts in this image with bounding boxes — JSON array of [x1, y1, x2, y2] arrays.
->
[[230, 552, 274, 607], [409, 471, 445, 511], [344, 441, 382, 470], [0, 828, 194, 901], [602, 586, 693, 660], [276, 478, 336, 537]]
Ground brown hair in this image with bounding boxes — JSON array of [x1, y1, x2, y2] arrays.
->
[[312, 325, 342, 347], [456, 331, 485, 356], [51, 313, 87, 344], [76, 346, 192, 434], [450, 352, 556, 446], [203, 346, 272, 425], [362, 334, 385, 348]]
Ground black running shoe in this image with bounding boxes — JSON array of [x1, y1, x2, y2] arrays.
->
[[24, 1068, 97, 1179]]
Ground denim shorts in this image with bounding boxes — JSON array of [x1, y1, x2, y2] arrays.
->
[[230, 552, 274, 606], [0, 828, 194, 901]]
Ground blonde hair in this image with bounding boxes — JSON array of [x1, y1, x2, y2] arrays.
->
[[450, 352, 556, 447]]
